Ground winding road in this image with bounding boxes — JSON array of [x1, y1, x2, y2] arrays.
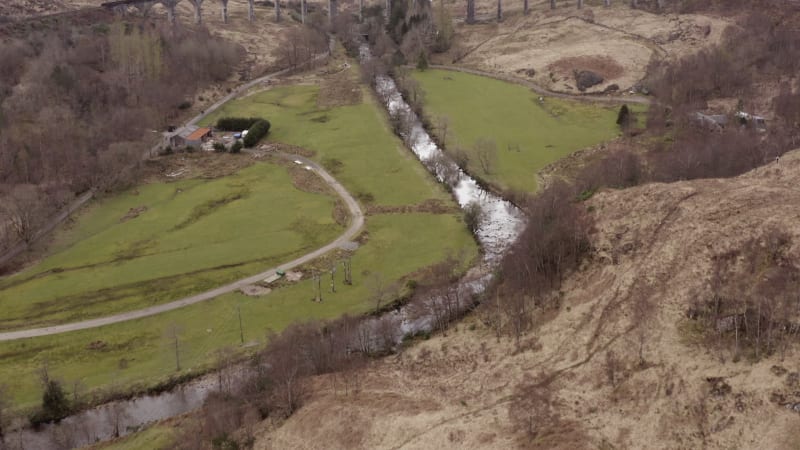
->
[[0, 153, 363, 342]]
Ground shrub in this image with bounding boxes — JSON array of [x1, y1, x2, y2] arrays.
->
[[178, 101, 192, 110], [243, 119, 271, 148], [230, 140, 243, 154], [213, 142, 226, 153], [616, 104, 631, 128], [162, 146, 173, 155], [30, 379, 71, 425], [215, 117, 261, 131]]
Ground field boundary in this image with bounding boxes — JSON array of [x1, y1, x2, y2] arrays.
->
[[0, 152, 363, 342], [428, 64, 652, 105]]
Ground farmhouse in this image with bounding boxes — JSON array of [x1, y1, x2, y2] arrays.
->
[[167, 126, 213, 148]]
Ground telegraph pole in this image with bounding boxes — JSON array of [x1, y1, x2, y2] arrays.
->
[[237, 305, 244, 344]]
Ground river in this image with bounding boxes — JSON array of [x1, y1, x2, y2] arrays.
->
[[3, 48, 525, 450]]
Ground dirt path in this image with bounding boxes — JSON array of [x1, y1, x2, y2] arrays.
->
[[429, 64, 652, 105], [0, 152, 363, 342]]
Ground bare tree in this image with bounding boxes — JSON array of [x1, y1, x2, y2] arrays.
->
[[497, 0, 503, 20], [301, 0, 307, 23], [436, 115, 450, 149], [577, 0, 583, 8], [523, 0, 529, 14], [248, 0, 255, 21], [0, 384, 8, 441], [550, 0, 556, 9], [275, 0, 281, 22], [474, 137, 497, 175]]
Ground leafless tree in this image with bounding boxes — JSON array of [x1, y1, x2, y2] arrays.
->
[[577, 0, 583, 9], [474, 137, 497, 175], [497, 0, 503, 20], [0, 384, 9, 441], [435, 115, 450, 149], [550, 0, 556, 9], [248, 0, 255, 21], [275, 0, 281, 22]]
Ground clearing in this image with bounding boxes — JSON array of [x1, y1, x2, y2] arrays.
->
[[412, 68, 643, 192]]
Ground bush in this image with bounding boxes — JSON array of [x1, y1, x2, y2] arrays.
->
[[213, 142, 226, 153], [230, 140, 243, 154], [216, 117, 261, 131], [178, 101, 192, 110], [243, 119, 271, 148], [30, 379, 71, 425]]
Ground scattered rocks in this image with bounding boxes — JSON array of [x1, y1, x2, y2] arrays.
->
[[706, 377, 732, 397], [87, 340, 108, 351], [787, 372, 799, 388], [771, 365, 788, 377], [515, 68, 536, 78], [574, 70, 604, 92]]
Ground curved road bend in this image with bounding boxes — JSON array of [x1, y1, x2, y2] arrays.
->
[[0, 153, 364, 342]]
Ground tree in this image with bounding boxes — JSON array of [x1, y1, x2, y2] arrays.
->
[[577, 0, 583, 8], [550, 0, 556, 9], [474, 137, 497, 175], [0, 384, 9, 440], [463, 201, 484, 234], [40, 379, 71, 423], [617, 104, 632, 129], [524, 0, 529, 14], [275, 0, 281, 22], [248, 0, 256, 21], [497, 0, 503, 21]]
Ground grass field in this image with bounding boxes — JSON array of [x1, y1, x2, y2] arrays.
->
[[0, 80, 477, 412], [0, 160, 343, 330], [199, 84, 443, 206], [93, 424, 176, 450], [412, 69, 647, 192]]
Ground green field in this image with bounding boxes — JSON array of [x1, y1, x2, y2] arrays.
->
[[0, 160, 343, 330], [199, 84, 440, 206], [0, 80, 477, 411], [93, 424, 176, 450], [412, 69, 646, 192]]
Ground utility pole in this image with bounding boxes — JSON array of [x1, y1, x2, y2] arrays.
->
[[237, 305, 244, 344], [342, 258, 352, 285], [313, 273, 322, 302], [331, 264, 337, 293]]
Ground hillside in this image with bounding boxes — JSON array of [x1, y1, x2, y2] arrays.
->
[[253, 150, 800, 449]]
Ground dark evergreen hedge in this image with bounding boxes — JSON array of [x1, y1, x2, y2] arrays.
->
[[243, 119, 271, 148], [215, 117, 261, 131]]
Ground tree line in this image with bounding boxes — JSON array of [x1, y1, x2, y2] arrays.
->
[[0, 19, 242, 268]]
